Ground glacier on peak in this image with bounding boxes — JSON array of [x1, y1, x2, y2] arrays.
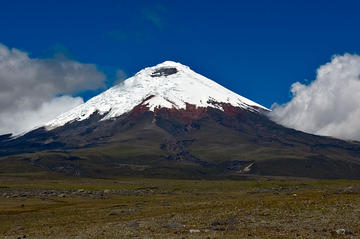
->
[[45, 61, 267, 130]]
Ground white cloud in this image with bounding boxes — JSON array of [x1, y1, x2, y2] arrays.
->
[[270, 53, 360, 141], [0, 43, 106, 135], [0, 96, 84, 135]]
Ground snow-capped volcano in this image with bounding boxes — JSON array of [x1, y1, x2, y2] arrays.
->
[[4, 61, 360, 181], [46, 61, 267, 129]]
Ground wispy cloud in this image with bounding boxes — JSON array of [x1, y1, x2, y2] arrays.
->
[[105, 4, 168, 42], [114, 69, 127, 85], [104, 31, 129, 41], [141, 4, 167, 29]]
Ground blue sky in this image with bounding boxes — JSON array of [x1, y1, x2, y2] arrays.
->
[[1, 0, 360, 108]]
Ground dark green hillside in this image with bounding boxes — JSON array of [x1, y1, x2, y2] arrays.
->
[[1, 106, 360, 179]]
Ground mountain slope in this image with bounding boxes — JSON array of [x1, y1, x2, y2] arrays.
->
[[1, 61, 360, 179], [46, 61, 267, 129]]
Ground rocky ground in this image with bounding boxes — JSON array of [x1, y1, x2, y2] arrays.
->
[[1, 174, 360, 238]]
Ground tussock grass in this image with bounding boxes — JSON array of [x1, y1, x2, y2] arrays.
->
[[1, 174, 360, 238]]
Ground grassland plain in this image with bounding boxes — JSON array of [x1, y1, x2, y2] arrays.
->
[[0, 172, 360, 238]]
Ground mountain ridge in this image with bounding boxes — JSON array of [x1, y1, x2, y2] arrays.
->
[[1, 61, 360, 180]]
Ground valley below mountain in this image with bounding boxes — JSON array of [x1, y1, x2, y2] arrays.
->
[[1, 174, 359, 239]]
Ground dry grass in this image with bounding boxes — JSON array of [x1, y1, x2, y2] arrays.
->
[[1, 174, 360, 238]]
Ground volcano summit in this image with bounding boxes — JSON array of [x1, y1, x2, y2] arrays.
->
[[46, 61, 267, 130]]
